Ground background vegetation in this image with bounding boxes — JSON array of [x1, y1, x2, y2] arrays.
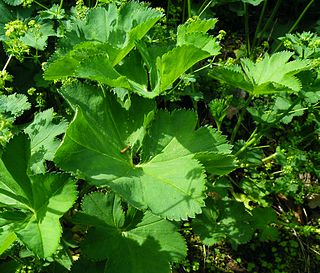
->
[[0, 0, 319, 272]]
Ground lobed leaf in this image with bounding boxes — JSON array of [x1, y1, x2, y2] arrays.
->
[[0, 93, 31, 120], [48, 2, 163, 66], [54, 82, 233, 220], [45, 6, 220, 98], [20, 23, 55, 51], [210, 51, 311, 95], [75, 192, 186, 273]]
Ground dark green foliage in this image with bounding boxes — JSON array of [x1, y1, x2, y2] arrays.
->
[[0, 1, 320, 272]]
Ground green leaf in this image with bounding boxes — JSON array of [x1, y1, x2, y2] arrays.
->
[[177, 18, 218, 44], [209, 64, 253, 92], [0, 93, 31, 120], [210, 51, 310, 95], [177, 18, 220, 55], [247, 94, 304, 124], [0, 134, 77, 258], [0, 1, 14, 37], [274, 96, 304, 124], [52, 2, 163, 66], [44, 42, 137, 91], [0, 225, 17, 255], [76, 192, 186, 273], [251, 207, 279, 241], [193, 199, 254, 246], [20, 23, 55, 50], [16, 174, 77, 258], [2, 0, 23, 6], [0, 134, 33, 208], [71, 258, 105, 273], [24, 108, 68, 174], [39, 4, 66, 20], [54, 83, 233, 220], [195, 153, 237, 175], [44, 43, 219, 98], [45, 14, 220, 99], [50, 245, 73, 270], [241, 0, 263, 5], [155, 45, 215, 92]]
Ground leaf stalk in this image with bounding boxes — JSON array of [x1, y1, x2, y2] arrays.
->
[[2, 55, 12, 73]]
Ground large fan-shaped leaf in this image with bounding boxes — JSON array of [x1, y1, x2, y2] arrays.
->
[[75, 192, 187, 273], [54, 83, 233, 220]]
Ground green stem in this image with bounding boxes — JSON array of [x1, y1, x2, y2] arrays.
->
[[34, 0, 48, 9], [234, 128, 260, 157], [198, 0, 210, 14], [182, 0, 186, 22], [274, 0, 315, 52], [166, 0, 171, 25], [288, 0, 315, 34], [235, 97, 302, 157], [193, 58, 215, 73], [187, 0, 192, 19], [251, 0, 268, 52], [59, 0, 63, 10], [199, 0, 214, 17], [244, 3, 251, 56], [231, 95, 252, 143], [272, 97, 301, 125], [215, 121, 222, 132], [258, 0, 282, 45], [262, 152, 277, 162]]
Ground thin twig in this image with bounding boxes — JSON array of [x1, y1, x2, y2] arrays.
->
[[2, 55, 12, 73]]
